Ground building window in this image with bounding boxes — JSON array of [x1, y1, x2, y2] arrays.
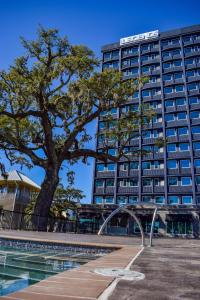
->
[[189, 96, 199, 105], [166, 128, 176, 137], [129, 196, 138, 203], [181, 177, 192, 186], [142, 196, 151, 202], [142, 90, 150, 97], [94, 196, 103, 204], [106, 179, 114, 187], [108, 148, 117, 156], [179, 143, 189, 151], [164, 87, 173, 94], [192, 126, 200, 134], [182, 196, 192, 204], [193, 142, 200, 150], [196, 176, 200, 185], [143, 178, 152, 186], [190, 111, 200, 119], [167, 144, 176, 152], [188, 83, 198, 91], [165, 114, 174, 122], [177, 112, 187, 120], [95, 180, 104, 187], [155, 196, 165, 204], [194, 159, 200, 167], [105, 196, 114, 204], [176, 98, 186, 106], [117, 196, 128, 204], [130, 162, 139, 170], [168, 177, 178, 186], [167, 160, 177, 169], [168, 196, 179, 204], [180, 159, 191, 168], [165, 100, 174, 107], [178, 127, 188, 136], [175, 85, 184, 92]]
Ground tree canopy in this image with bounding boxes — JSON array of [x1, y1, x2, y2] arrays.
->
[[0, 26, 154, 229]]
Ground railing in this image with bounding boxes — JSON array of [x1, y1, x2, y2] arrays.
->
[[0, 210, 100, 234]]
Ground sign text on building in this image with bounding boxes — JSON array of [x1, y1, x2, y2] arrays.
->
[[120, 30, 159, 45]]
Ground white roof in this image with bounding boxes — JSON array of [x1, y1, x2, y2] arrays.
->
[[0, 170, 41, 191]]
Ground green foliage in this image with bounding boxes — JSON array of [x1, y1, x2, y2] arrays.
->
[[0, 26, 157, 217], [24, 183, 84, 221]]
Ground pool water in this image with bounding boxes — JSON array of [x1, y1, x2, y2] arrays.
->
[[0, 239, 111, 296]]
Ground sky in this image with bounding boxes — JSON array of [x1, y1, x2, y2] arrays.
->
[[0, 0, 200, 203]]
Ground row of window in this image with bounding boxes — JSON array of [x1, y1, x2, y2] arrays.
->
[[96, 158, 200, 172], [95, 176, 200, 188], [98, 127, 200, 146], [165, 96, 200, 107], [165, 111, 200, 122], [166, 126, 200, 136], [99, 98, 200, 115], [98, 140, 200, 159], [104, 34, 200, 61], [94, 195, 194, 205]]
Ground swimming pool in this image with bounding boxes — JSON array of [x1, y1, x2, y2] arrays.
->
[[0, 238, 112, 296]]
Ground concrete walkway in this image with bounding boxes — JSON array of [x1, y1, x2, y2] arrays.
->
[[109, 240, 200, 300]]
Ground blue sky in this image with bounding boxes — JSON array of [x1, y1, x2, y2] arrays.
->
[[0, 0, 199, 202]]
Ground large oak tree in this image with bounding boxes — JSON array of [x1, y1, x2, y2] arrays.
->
[[0, 27, 154, 230]]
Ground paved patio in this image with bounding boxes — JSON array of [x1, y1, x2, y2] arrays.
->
[[109, 239, 200, 300]]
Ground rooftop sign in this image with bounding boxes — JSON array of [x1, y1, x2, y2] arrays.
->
[[120, 30, 159, 45]]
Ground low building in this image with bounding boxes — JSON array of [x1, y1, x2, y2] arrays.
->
[[0, 170, 40, 212]]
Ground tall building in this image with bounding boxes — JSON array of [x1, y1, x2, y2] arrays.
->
[[91, 24, 200, 236]]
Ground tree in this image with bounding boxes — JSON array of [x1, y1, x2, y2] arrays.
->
[[0, 27, 154, 230], [24, 183, 84, 220]]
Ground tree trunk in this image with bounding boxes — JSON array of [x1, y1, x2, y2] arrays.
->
[[33, 166, 59, 231]]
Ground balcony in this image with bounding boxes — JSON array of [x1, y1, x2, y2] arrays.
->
[[95, 187, 104, 194], [188, 89, 200, 97], [167, 169, 179, 175], [162, 54, 182, 62], [129, 139, 140, 146], [167, 151, 191, 159], [184, 51, 200, 58], [166, 120, 188, 128], [129, 170, 139, 176], [96, 171, 115, 178], [141, 58, 160, 66], [143, 82, 161, 89], [117, 187, 139, 193], [118, 170, 129, 177], [195, 167, 200, 174], [164, 79, 184, 86], [180, 168, 192, 175], [164, 91, 186, 99], [194, 150, 200, 158], [143, 169, 164, 176], [191, 118, 200, 126], [192, 133, 200, 140], [168, 186, 193, 193], [105, 187, 115, 194], [142, 186, 153, 193], [163, 66, 183, 74], [190, 103, 200, 110], [141, 47, 159, 55], [165, 106, 176, 113], [142, 138, 157, 144], [161, 43, 181, 50], [154, 186, 165, 193]]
